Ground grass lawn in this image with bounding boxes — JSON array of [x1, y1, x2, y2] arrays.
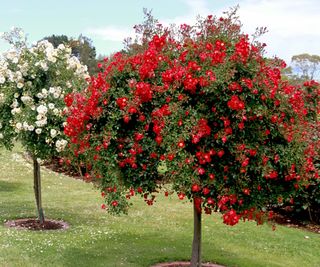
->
[[0, 145, 319, 267]]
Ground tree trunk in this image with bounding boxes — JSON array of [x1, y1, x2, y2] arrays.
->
[[190, 198, 202, 267], [33, 156, 45, 223]]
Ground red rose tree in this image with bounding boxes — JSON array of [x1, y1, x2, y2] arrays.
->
[[64, 9, 317, 266]]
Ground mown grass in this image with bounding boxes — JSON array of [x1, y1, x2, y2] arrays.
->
[[0, 145, 319, 267]]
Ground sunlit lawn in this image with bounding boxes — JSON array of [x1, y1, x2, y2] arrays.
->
[[0, 145, 319, 267]]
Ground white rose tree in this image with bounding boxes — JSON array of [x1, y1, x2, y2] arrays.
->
[[0, 28, 89, 223]]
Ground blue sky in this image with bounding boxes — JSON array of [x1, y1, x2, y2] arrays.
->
[[1, 0, 319, 64]]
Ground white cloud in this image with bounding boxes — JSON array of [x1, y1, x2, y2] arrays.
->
[[161, 0, 210, 26], [84, 0, 320, 64], [85, 26, 134, 42], [85, 0, 210, 45], [235, 0, 320, 62]]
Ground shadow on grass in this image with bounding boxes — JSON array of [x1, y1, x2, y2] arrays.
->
[[0, 200, 284, 267], [56, 231, 271, 267], [0, 180, 23, 192]]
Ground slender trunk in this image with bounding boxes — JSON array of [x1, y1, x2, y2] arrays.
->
[[190, 199, 202, 267], [33, 156, 45, 223], [307, 206, 313, 223]]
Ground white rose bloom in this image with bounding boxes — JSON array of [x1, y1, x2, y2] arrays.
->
[[36, 105, 48, 115], [57, 44, 65, 50], [21, 95, 32, 104], [15, 122, 22, 130], [55, 139, 68, 152], [10, 100, 18, 108], [37, 93, 43, 99], [0, 133, 3, 139], [35, 128, 42, 134], [14, 93, 19, 98], [36, 114, 44, 120], [35, 119, 47, 127], [17, 82, 24, 89], [53, 108, 59, 115], [50, 129, 57, 138], [7, 71, 14, 82], [0, 93, 4, 103], [0, 75, 5, 84], [53, 93, 60, 99], [40, 61, 48, 71], [66, 81, 72, 88], [49, 87, 55, 94], [48, 103, 55, 109], [11, 107, 21, 114], [23, 121, 29, 130], [5, 51, 15, 60], [28, 125, 35, 131], [15, 71, 22, 79], [41, 88, 48, 98]]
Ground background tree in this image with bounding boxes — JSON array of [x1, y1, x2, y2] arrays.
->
[[64, 9, 315, 266], [0, 29, 88, 223], [291, 53, 320, 80]]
